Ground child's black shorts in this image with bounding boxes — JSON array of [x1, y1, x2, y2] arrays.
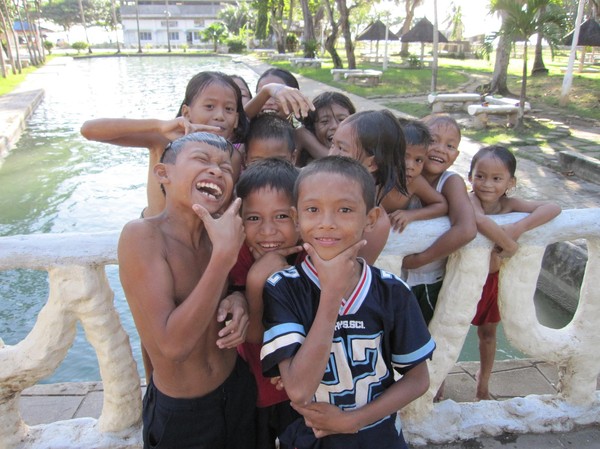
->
[[143, 357, 257, 449]]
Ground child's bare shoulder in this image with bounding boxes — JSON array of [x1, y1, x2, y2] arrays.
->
[[120, 217, 166, 253]]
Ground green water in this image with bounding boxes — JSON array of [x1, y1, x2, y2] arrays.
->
[[0, 56, 260, 383], [0, 56, 574, 383]]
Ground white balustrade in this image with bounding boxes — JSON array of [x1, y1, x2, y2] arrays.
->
[[0, 209, 599, 448]]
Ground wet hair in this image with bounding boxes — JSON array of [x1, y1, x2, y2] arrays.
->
[[175, 71, 249, 143], [295, 156, 376, 211], [342, 109, 408, 204], [161, 132, 233, 165], [469, 145, 517, 178], [230, 75, 252, 100], [422, 113, 462, 142], [236, 158, 299, 201], [399, 118, 432, 147], [246, 113, 295, 154], [256, 68, 300, 91], [302, 91, 356, 133]]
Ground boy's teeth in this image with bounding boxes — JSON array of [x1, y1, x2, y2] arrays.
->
[[196, 182, 222, 198]]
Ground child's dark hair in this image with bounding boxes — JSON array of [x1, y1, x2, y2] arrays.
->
[[469, 145, 517, 178], [246, 113, 295, 154], [176, 71, 249, 143], [236, 158, 299, 201], [399, 118, 432, 147], [302, 91, 356, 133], [161, 132, 233, 165], [256, 68, 300, 90], [422, 114, 461, 142], [343, 109, 407, 203], [295, 156, 376, 211], [230, 75, 252, 100]]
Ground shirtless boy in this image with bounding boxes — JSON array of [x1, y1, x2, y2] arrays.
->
[[118, 132, 256, 448]]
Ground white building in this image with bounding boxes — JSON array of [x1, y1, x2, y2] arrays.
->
[[120, 0, 235, 49]]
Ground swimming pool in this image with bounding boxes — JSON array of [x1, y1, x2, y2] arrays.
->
[[0, 56, 260, 383]]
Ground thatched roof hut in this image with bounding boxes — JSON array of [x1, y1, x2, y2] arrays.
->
[[563, 18, 600, 47], [401, 17, 448, 44], [357, 20, 400, 41]]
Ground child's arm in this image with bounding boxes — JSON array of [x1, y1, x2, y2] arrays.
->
[[502, 198, 562, 241], [80, 117, 221, 149], [470, 193, 518, 258], [294, 126, 330, 160], [402, 175, 477, 269], [291, 362, 430, 437], [278, 240, 367, 405], [244, 247, 303, 344], [388, 176, 448, 233], [244, 83, 314, 119]]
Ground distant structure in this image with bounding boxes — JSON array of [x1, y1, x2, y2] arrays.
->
[[119, 0, 235, 49]]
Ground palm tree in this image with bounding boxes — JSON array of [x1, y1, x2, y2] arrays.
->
[[530, 0, 566, 76], [490, 0, 565, 128]]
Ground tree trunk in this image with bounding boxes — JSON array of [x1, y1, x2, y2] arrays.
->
[[299, 0, 316, 57], [336, 0, 355, 69], [323, 0, 342, 68], [111, 0, 121, 53], [490, 33, 511, 96], [400, 0, 421, 57], [77, 0, 92, 53], [0, 0, 17, 74], [531, 16, 548, 76]]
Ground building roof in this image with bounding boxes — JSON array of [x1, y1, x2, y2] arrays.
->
[[356, 20, 400, 41], [563, 18, 600, 47], [401, 17, 448, 43]]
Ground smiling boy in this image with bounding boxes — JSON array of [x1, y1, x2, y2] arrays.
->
[[118, 132, 256, 449], [260, 156, 435, 449]]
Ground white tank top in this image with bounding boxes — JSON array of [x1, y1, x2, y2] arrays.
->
[[402, 170, 457, 286]]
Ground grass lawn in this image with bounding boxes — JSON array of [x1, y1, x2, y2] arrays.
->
[[0, 64, 41, 96]]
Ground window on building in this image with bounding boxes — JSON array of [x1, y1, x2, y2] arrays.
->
[[169, 32, 179, 41], [139, 32, 152, 41], [193, 31, 201, 40], [194, 19, 205, 27], [160, 20, 178, 27]]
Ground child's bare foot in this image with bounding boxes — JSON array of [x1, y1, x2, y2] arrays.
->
[[475, 369, 491, 400]]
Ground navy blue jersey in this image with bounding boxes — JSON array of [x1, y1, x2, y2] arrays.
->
[[261, 257, 435, 414]]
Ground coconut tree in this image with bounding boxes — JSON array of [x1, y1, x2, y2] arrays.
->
[[530, 0, 567, 76], [490, 0, 565, 128]]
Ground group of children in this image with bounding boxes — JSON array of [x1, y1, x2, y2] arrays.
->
[[81, 67, 561, 448]]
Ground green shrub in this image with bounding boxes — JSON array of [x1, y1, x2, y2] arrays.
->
[[302, 39, 319, 58], [226, 36, 246, 53], [71, 41, 88, 53], [286, 34, 298, 53], [43, 40, 54, 55]]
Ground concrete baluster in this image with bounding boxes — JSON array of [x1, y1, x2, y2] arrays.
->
[[66, 265, 142, 432], [499, 211, 600, 405]]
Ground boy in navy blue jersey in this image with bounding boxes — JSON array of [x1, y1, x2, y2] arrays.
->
[[260, 156, 435, 449]]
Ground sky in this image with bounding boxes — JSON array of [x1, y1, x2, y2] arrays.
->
[[412, 0, 502, 38]]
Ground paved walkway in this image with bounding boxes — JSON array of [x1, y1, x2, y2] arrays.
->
[[3, 56, 600, 448]]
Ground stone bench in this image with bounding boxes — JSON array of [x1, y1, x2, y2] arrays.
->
[[467, 104, 525, 129], [484, 95, 531, 111], [254, 48, 276, 58], [428, 93, 482, 113], [290, 58, 322, 68], [344, 70, 383, 87], [331, 68, 382, 81], [269, 53, 292, 61]]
